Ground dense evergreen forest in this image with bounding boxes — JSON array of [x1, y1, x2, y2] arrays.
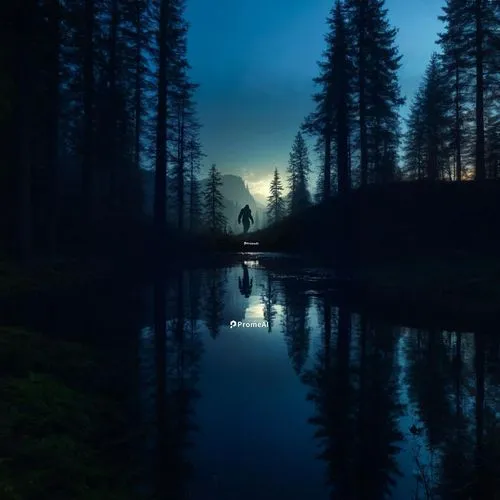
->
[[1, 0, 204, 262], [267, 0, 500, 225], [0, 0, 499, 263], [1, 2, 500, 498]]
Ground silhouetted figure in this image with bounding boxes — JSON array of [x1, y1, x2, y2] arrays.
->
[[238, 204, 254, 234], [238, 263, 253, 297]]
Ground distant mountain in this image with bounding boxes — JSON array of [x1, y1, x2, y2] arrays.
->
[[200, 174, 253, 207], [199, 174, 266, 232], [141, 170, 268, 231], [253, 192, 268, 208]]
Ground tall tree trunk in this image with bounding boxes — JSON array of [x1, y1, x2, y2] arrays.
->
[[134, 0, 142, 174], [189, 150, 195, 231], [154, 0, 169, 246], [83, 0, 95, 230], [454, 61, 462, 181], [474, 0, 485, 180], [46, 0, 61, 256], [17, 2, 37, 260], [18, 63, 33, 260], [323, 129, 332, 201], [108, 0, 119, 209], [177, 101, 185, 231], [337, 94, 350, 194], [358, 3, 368, 187]]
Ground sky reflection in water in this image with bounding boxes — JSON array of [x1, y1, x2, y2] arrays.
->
[[137, 258, 500, 500]]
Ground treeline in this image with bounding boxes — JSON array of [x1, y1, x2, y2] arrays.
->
[[404, 0, 500, 181], [266, 131, 313, 225], [304, 0, 404, 200], [267, 0, 500, 227], [267, 0, 404, 224], [0, 0, 205, 261]]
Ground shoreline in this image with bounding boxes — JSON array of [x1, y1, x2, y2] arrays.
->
[[347, 255, 500, 331], [2, 250, 500, 332]]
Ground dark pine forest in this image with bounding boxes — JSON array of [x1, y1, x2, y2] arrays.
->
[[1, 0, 205, 264], [1, 1, 500, 264], [1, 1, 500, 499]]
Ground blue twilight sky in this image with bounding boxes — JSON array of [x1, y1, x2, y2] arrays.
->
[[184, 0, 444, 198]]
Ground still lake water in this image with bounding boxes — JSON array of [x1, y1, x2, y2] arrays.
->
[[6, 253, 500, 499]]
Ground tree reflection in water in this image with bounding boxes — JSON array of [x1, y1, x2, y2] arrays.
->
[[136, 263, 500, 499]]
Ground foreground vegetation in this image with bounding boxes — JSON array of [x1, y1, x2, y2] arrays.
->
[[255, 180, 500, 257], [0, 327, 135, 500], [0, 259, 115, 300]]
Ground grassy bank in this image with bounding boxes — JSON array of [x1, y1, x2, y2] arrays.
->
[[348, 255, 500, 330], [0, 258, 116, 300], [0, 327, 135, 500]]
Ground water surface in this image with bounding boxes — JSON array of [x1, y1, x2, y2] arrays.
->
[[135, 254, 500, 499], [6, 253, 500, 499]]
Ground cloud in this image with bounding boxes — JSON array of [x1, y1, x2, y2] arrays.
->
[[245, 175, 273, 197]]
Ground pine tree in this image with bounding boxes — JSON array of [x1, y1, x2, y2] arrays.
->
[[485, 112, 500, 179], [473, 0, 486, 180], [130, 0, 149, 174], [312, 137, 338, 203], [304, 0, 353, 199], [404, 54, 453, 181], [151, 0, 195, 232], [187, 135, 204, 232], [267, 167, 285, 225], [345, 0, 404, 185], [95, 0, 146, 215], [171, 78, 199, 230], [165, 0, 201, 231], [403, 87, 426, 179], [482, 0, 500, 179], [154, 0, 170, 240], [82, 0, 96, 226], [44, 0, 61, 253], [331, 0, 351, 194], [437, 0, 474, 181], [0, 0, 193, 260], [345, 0, 369, 186], [443, 0, 500, 180], [366, 1, 404, 183], [287, 131, 311, 214], [203, 163, 226, 233]]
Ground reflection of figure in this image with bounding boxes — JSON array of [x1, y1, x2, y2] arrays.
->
[[238, 263, 253, 297], [238, 204, 254, 234]]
